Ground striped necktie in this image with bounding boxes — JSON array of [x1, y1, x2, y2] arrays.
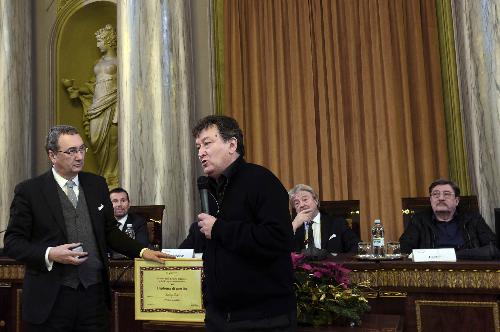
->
[[307, 221, 316, 248], [65, 180, 78, 208]]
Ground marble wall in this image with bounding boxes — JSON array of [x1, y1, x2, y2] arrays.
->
[[0, 0, 214, 248], [452, 0, 500, 229], [117, 0, 197, 247], [0, 0, 33, 243]]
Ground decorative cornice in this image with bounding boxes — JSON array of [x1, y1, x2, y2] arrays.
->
[[0, 265, 24, 281], [3, 261, 500, 290], [350, 268, 500, 290]]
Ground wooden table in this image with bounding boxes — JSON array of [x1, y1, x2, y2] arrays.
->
[[1, 256, 499, 332], [141, 314, 402, 332]]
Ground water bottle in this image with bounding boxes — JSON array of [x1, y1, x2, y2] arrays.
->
[[124, 224, 135, 239], [371, 219, 385, 257]]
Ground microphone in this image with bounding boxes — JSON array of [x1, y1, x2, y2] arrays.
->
[[197, 176, 210, 214]]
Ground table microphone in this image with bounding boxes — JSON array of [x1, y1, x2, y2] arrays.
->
[[197, 176, 210, 214]]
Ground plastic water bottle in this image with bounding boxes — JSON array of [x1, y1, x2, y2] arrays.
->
[[124, 224, 135, 239], [371, 219, 385, 257]]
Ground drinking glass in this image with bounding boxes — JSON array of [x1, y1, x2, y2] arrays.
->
[[386, 241, 401, 257], [357, 242, 372, 257]]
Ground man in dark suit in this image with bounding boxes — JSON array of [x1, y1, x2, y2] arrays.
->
[[4, 125, 170, 332], [109, 187, 149, 247], [289, 184, 359, 253]]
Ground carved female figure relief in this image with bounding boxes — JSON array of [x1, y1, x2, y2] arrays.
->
[[62, 24, 119, 188]]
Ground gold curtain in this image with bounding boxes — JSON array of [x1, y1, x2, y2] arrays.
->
[[435, 0, 471, 194], [223, 0, 449, 241]]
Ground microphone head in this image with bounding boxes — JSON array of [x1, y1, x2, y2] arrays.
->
[[197, 176, 210, 190]]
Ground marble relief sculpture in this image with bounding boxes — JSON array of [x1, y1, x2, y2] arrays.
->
[[62, 24, 119, 188]]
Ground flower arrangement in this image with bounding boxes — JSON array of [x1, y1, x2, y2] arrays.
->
[[292, 252, 370, 326]]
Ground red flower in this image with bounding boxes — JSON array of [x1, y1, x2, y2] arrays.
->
[[291, 252, 305, 268], [291, 252, 351, 286]]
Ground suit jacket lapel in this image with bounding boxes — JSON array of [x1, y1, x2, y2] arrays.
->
[[79, 173, 99, 225], [41, 171, 68, 239], [296, 225, 306, 250]]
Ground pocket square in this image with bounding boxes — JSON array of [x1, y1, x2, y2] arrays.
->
[[98, 204, 104, 211], [328, 234, 337, 240]]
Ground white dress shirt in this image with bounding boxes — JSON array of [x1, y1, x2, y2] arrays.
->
[[305, 212, 322, 249], [116, 215, 129, 231], [45, 168, 80, 270]]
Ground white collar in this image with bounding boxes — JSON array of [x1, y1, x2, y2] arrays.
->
[[116, 214, 129, 227], [312, 211, 321, 224], [52, 168, 79, 190]]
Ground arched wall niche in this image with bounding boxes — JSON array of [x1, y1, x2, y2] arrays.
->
[[50, 0, 116, 175]]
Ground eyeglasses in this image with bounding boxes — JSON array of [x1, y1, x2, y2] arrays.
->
[[430, 191, 455, 199], [58, 145, 88, 157]]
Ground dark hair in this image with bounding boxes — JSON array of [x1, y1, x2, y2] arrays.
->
[[45, 125, 80, 154], [428, 179, 461, 197], [109, 187, 130, 201], [192, 115, 245, 157]]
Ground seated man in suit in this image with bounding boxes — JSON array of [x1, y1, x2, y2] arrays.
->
[[109, 188, 149, 247], [289, 184, 359, 253], [399, 179, 497, 255]]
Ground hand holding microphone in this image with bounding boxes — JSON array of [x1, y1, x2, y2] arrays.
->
[[197, 176, 210, 214], [197, 176, 215, 238], [198, 213, 216, 239]]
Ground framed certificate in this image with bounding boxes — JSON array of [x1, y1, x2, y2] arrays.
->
[[134, 258, 205, 322]]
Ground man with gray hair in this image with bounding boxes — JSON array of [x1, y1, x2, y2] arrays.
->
[[4, 125, 171, 331], [289, 184, 359, 253]]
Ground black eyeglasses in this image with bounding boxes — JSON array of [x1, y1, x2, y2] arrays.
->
[[430, 191, 455, 199], [58, 145, 88, 157]]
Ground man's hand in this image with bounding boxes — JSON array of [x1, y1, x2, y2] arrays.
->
[[141, 249, 175, 263], [292, 209, 314, 232], [48, 243, 88, 265], [198, 213, 216, 239]]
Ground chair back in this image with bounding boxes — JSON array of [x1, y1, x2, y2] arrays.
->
[[401, 195, 479, 229], [128, 205, 165, 248], [290, 200, 361, 237], [319, 200, 361, 238]]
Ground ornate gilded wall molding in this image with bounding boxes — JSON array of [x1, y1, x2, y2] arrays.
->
[[415, 300, 499, 332], [0, 264, 24, 281], [350, 268, 500, 290]]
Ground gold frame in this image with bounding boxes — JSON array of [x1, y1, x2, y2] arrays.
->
[[15, 289, 22, 332], [415, 300, 500, 332]]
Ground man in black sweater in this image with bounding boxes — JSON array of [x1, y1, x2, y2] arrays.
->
[[193, 115, 296, 331]]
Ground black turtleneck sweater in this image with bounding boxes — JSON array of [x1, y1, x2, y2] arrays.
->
[[202, 157, 296, 321]]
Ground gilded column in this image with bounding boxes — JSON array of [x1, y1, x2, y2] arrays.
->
[[452, 0, 500, 229], [0, 1, 32, 245], [117, 0, 196, 247]]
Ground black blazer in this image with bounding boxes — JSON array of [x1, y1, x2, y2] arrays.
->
[[4, 171, 143, 324], [121, 213, 149, 248], [294, 213, 359, 253]]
